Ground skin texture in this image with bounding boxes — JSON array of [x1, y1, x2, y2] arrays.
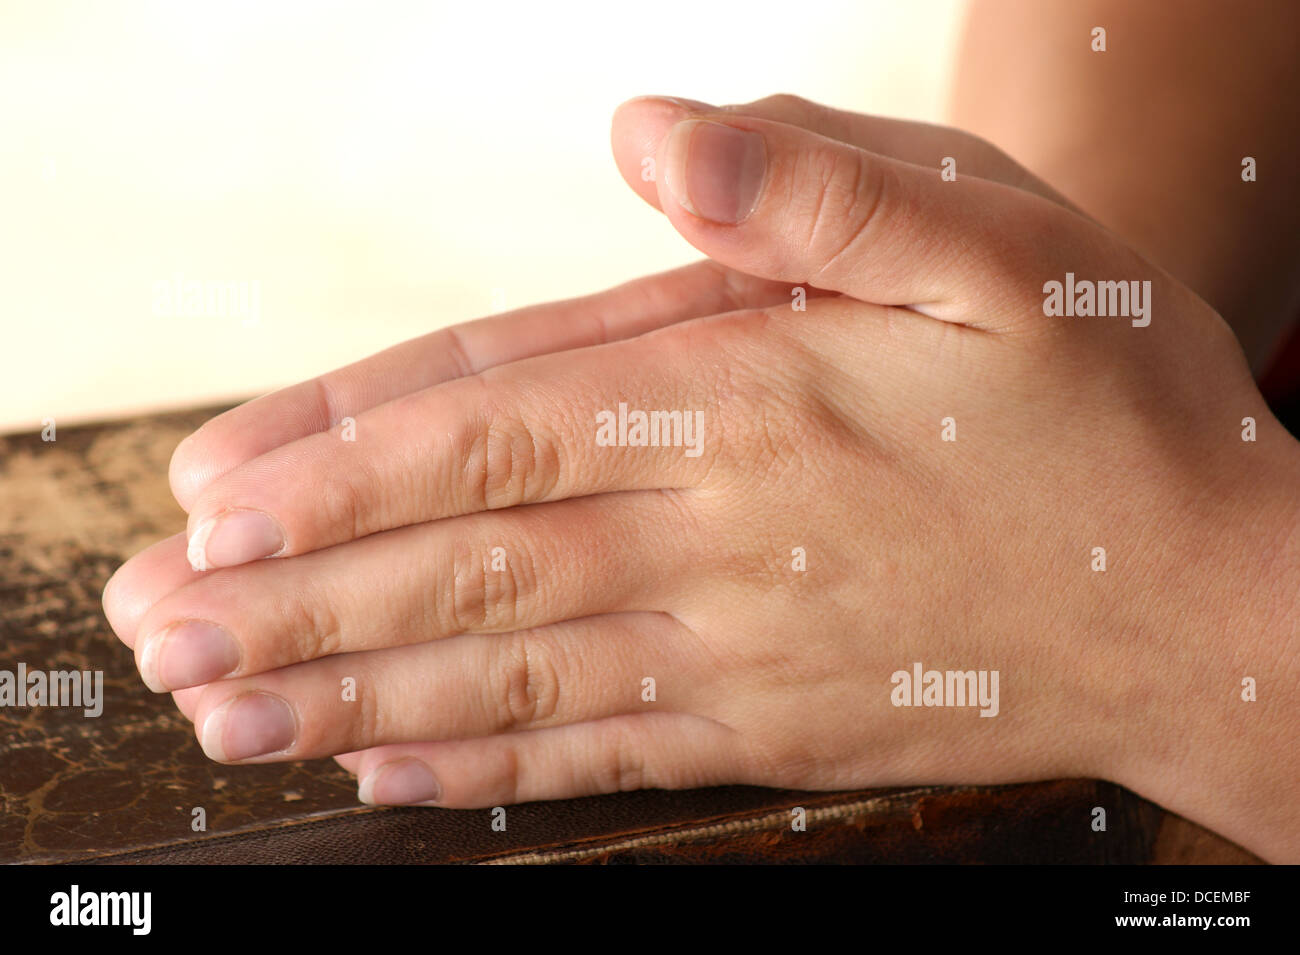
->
[[951, 0, 1300, 372], [103, 96, 1300, 861]]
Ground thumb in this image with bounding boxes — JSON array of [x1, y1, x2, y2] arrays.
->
[[653, 114, 1063, 327], [611, 94, 1081, 215]]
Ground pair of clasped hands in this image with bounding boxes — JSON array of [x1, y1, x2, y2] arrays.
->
[[102, 95, 1300, 861]]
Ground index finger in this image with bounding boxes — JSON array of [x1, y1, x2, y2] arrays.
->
[[169, 260, 801, 511]]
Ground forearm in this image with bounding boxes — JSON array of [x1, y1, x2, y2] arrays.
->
[[950, 0, 1300, 371]]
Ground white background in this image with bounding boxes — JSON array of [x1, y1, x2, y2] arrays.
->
[[0, 0, 965, 432]]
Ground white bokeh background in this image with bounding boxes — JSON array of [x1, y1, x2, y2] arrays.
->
[[1, 0, 966, 432]]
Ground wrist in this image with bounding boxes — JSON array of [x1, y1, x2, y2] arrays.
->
[[1113, 424, 1300, 861]]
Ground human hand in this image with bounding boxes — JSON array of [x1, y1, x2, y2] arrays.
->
[[106, 93, 1076, 751], [105, 96, 1300, 862]]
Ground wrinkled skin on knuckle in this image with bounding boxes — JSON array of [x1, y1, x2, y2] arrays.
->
[[347, 668, 387, 752], [447, 535, 489, 634], [492, 635, 561, 733], [277, 580, 344, 663], [317, 466, 369, 542], [495, 743, 523, 806], [794, 146, 885, 282], [485, 412, 562, 510], [590, 725, 648, 794], [457, 395, 564, 514], [483, 538, 538, 633], [446, 534, 539, 635]]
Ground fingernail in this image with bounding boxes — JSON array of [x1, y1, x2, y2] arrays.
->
[[358, 758, 441, 806], [200, 692, 296, 762], [664, 119, 766, 224], [187, 509, 286, 572], [626, 94, 714, 111], [140, 620, 240, 692]]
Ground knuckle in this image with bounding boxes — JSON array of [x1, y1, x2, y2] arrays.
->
[[465, 407, 562, 511], [491, 635, 561, 732], [437, 324, 476, 379], [668, 309, 809, 471], [594, 727, 647, 794], [318, 466, 368, 541], [964, 129, 1042, 199], [310, 375, 345, 429], [662, 309, 767, 400], [483, 540, 536, 631], [496, 742, 523, 806], [347, 670, 385, 750], [968, 130, 1014, 174], [277, 583, 343, 662], [447, 537, 488, 634], [803, 146, 889, 280], [980, 200, 1066, 300], [748, 92, 818, 117], [448, 536, 537, 634]]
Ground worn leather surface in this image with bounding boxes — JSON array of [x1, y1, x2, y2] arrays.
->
[[0, 407, 1262, 864]]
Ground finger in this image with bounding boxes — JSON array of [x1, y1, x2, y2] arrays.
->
[[136, 493, 688, 691], [172, 687, 202, 722], [653, 114, 1056, 326], [103, 533, 200, 650], [352, 714, 739, 808], [183, 322, 723, 570], [170, 259, 802, 511], [102, 536, 222, 719], [613, 94, 1079, 214], [334, 751, 364, 776], [190, 613, 690, 764]]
